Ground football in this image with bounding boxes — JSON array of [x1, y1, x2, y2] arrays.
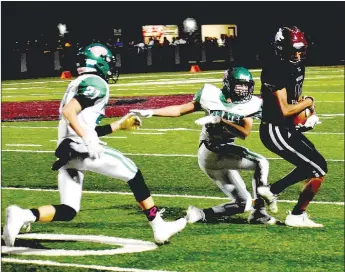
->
[[293, 108, 314, 126]]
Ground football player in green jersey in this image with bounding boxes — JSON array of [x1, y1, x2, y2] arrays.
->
[[3, 43, 186, 247], [131, 67, 278, 225]]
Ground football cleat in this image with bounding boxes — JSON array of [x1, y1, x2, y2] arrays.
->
[[257, 186, 279, 213], [3, 205, 30, 247], [248, 208, 278, 225], [186, 205, 206, 224], [149, 209, 187, 244], [285, 211, 323, 228]]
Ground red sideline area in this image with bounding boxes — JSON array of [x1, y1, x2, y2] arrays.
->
[[2, 94, 193, 121]]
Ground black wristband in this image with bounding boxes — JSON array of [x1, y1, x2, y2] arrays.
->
[[95, 124, 113, 137]]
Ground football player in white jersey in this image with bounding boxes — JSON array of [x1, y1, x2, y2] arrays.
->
[[3, 43, 186, 247], [131, 67, 277, 225]]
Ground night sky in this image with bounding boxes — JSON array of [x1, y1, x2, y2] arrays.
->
[[2, 1, 345, 51]]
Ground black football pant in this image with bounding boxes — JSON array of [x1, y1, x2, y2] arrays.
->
[[259, 123, 327, 194]]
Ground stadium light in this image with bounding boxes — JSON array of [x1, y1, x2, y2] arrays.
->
[[183, 18, 197, 33], [57, 23, 68, 37]]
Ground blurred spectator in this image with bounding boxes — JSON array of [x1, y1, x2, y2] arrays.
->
[[106, 38, 113, 49], [162, 37, 170, 46], [115, 38, 123, 48], [148, 37, 155, 47], [178, 37, 187, 45]]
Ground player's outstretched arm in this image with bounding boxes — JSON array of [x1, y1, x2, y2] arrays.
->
[[131, 101, 196, 118]]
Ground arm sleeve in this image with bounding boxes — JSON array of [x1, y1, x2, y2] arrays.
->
[[95, 124, 113, 137], [74, 95, 98, 110]]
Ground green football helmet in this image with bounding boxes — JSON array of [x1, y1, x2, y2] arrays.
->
[[222, 66, 254, 102], [76, 43, 119, 83]]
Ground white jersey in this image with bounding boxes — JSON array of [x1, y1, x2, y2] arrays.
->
[[58, 74, 110, 145], [193, 83, 262, 144]]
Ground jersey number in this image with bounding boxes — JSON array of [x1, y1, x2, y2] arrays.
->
[[84, 86, 100, 99], [294, 82, 303, 98]]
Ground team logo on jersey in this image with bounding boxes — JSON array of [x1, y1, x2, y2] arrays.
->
[[210, 110, 243, 123]]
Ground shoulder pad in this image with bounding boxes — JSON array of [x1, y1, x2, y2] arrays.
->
[[77, 76, 108, 99]]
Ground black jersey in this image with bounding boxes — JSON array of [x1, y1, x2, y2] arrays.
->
[[260, 56, 305, 126]]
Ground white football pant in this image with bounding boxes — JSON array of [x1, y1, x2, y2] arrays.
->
[[58, 146, 137, 212], [198, 143, 269, 212]]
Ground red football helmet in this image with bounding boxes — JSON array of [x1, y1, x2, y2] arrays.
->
[[274, 26, 308, 64]]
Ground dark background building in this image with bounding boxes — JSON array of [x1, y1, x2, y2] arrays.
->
[[2, 1, 345, 79]]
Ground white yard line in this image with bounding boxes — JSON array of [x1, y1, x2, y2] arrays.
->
[[2, 73, 342, 87], [131, 132, 165, 135], [5, 144, 42, 147], [101, 136, 128, 139], [2, 187, 344, 205], [1, 150, 344, 162], [1, 258, 173, 272], [316, 101, 344, 103], [2, 126, 344, 135]]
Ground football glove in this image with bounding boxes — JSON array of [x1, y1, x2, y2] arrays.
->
[[195, 115, 222, 126], [119, 113, 142, 130], [129, 109, 154, 118], [70, 133, 105, 160], [295, 115, 320, 132]]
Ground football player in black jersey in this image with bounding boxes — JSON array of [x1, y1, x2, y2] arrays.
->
[[257, 26, 327, 227]]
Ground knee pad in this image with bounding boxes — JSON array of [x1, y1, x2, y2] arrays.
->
[[127, 169, 151, 202], [52, 204, 77, 221]]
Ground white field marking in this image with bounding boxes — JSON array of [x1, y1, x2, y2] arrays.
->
[[140, 128, 197, 131], [319, 113, 344, 116], [5, 144, 42, 147], [303, 83, 344, 86], [1, 258, 172, 272], [109, 78, 220, 87], [316, 101, 344, 103], [1, 233, 157, 256], [2, 187, 344, 205], [1, 150, 344, 162], [2, 86, 46, 90], [101, 136, 128, 139], [29, 94, 54, 96], [306, 76, 344, 80], [132, 92, 188, 95], [1, 126, 344, 135], [131, 132, 165, 135], [0, 71, 230, 86], [2, 68, 342, 86], [303, 92, 343, 94]]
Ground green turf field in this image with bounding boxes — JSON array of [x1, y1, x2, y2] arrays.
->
[[1, 66, 344, 272]]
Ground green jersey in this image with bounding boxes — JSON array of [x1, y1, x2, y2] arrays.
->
[[193, 83, 262, 143], [58, 74, 109, 144]]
